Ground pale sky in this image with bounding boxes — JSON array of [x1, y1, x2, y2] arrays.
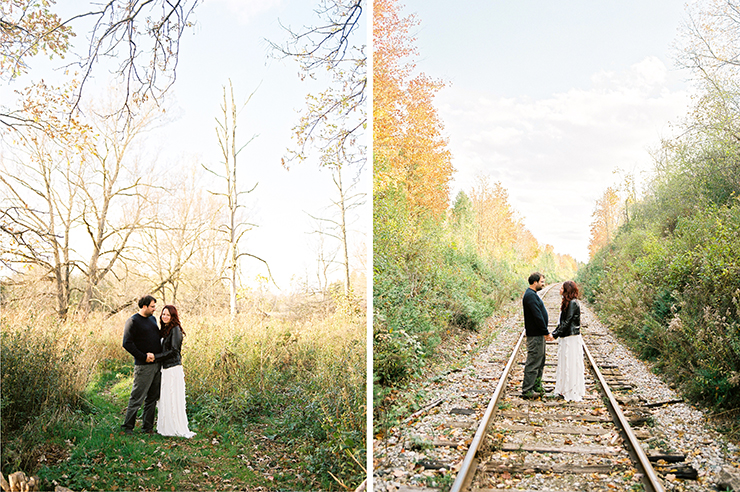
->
[[400, 0, 693, 262], [2, 1, 698, 288], [1, 0, 368, 292]]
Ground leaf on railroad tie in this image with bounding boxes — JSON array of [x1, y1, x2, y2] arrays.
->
[[564, 438, 573, 445]]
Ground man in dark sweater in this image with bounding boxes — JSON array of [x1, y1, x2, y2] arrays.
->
[[522, 272, 554, 398], [121, 295, 162, 434]]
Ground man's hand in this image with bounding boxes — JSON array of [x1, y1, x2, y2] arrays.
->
[[545, 334, 555, 342], [146, 353, 155, 363]]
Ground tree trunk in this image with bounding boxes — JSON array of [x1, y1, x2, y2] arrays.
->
[[336, 166, 351, 297]]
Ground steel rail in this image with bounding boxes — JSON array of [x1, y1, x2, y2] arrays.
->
[[448, 327, 525, 492], [582, 342, 665, 492], [449, 284, 555, 492]]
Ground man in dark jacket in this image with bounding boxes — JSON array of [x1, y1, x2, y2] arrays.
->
[[121, 295, 162, 434], [522, 272, 553, 398]]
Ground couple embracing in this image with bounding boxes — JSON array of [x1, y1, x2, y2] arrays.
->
[[120, 295, 196, 438], [522, 272, 585, 401]]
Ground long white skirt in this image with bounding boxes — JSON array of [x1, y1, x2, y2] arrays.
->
[[157, 365, 196, 438], [554, 335, 586, 401]]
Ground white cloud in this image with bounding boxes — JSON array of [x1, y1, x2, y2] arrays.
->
[[592, 56, 669, 93], [439, 57, 691, 262]]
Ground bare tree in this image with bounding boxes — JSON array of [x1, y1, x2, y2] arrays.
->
[[307, 164, 364, 297], [272, 0, 366, 300], [77, 102, 161, 312], [0, 82, 90, 318], [206, 80, 272, 319], [141, 165, 224, 307], [678, 1, 740, 82], [677, 0, 740, 137], [308, 218, 338, 298], [0, 136, 83, 318], [0, 85, 157, 315]]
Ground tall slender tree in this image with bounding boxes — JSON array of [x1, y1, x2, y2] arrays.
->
[[207, 81, 271, 319], [373, 0, 452, 219]]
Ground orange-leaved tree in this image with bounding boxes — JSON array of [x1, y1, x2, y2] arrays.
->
[[373, 0, 453, 220], [588, 186, 624, 259], [470, 176, 520, 260]]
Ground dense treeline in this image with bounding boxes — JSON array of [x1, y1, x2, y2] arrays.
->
[[372, 0, 577, 397], [578, 0, 740, 419]]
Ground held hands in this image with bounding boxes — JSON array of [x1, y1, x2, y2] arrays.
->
[[545, 334, 555, 342], [146, 353, 155, 363]]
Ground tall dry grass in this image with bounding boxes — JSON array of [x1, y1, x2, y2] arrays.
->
[[1, 308, 105, 433], [180, 306, 366, 480]]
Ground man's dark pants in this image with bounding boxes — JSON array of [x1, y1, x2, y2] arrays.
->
[[121, 363, 161, 432], [522, 335, 546, 394]]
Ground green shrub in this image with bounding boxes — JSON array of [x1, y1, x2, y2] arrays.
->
[[373, 327, 422, 385], [1, 319, 92, 434], [581, 197, 740, 412]]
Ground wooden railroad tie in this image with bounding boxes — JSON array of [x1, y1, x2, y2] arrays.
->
[[498, 443, 621, 455], [492, 423, 612, 436], [482, 462, 631, 474], [499, 410, 612, 423]]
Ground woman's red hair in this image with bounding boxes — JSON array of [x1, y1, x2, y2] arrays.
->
[[160, 304, 185, 337], [560, 280, 580, 313]]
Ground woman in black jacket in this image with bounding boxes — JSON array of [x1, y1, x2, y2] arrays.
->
[[552, 281, 585, 401], [155, 305, 195, 438]]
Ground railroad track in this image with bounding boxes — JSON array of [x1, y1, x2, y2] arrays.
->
[[448, 283, 697, 492]]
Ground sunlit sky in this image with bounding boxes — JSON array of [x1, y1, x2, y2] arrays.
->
[[3, 0, 700, 288], [400, 0, 694, 263], [1, 0, 368, 292]]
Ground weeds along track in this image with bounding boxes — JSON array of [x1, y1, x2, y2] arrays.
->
[[448, 284, 697, 492]]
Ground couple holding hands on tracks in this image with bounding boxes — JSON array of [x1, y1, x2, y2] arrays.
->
[[522, 272, 585, 401]]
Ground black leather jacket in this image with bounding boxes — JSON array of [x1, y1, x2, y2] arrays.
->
[[155, 325, 183, 369], [552, 300, 581, 339]]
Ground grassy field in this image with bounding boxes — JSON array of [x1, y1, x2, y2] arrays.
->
[[1, 301, 366, 491]]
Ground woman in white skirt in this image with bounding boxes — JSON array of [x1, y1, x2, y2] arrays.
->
[[155, 305, 195, 438], [552, 281, 585, 401]]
